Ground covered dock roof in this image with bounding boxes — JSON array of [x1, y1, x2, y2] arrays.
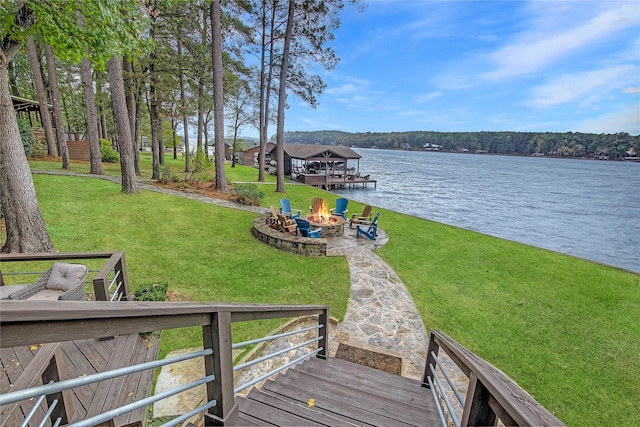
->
[[270, 144, 361, 161]]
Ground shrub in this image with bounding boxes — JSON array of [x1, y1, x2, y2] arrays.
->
[[18, 119, 35, 156], [189, 148, 211, 173], [132, 282, 168, 302], [233, 183, 264, 206], [100, 138, 120, 163], [158, 166, 179, 184]]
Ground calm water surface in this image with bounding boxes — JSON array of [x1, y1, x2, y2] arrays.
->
[[334, 149, 640, 273]]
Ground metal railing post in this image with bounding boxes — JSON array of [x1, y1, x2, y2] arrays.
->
[[203, 311, 238, 426], [317, 308, 329, 360]]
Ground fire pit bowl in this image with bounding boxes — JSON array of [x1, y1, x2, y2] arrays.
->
[[306, 214, 345, 238]]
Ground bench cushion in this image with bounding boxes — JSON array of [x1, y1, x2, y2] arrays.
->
[[46, 262, 88, 291], [27, 289, 64, 300]]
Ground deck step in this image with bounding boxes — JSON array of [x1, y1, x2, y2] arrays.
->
[[245, 388, 359, 426], [235, 356, 442, 426]]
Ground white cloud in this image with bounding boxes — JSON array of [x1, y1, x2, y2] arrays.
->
[[482, 2, 640, 81], [623, 87, 640, 94], [414, 92, 444, 104], [579, 104, 640, 135], [526, 65, 638, 107]]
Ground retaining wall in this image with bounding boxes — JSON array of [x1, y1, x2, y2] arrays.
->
[[252, 213, 327, 256]]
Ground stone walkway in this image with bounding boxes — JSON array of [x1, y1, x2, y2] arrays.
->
[[326, 226, 429, 379]]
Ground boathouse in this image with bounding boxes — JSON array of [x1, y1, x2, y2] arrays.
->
[[266, 144, 376, 189]]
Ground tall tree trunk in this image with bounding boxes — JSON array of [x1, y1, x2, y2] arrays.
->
[[95, 75, 108, 140], [8, 60, 20, 97], [122, 58, 140, 176], [197, 82, 204, 155], [0, 59, 55, 253], [80, 57, 103, 174], [178, 39, 191, 172], [171, 119, 178, 160], [159, 115, 165, 165], [275, 0, 295, 193], [149, 25, 160, 180], [44, 45, 69, 170], [134, 75, 143, 172], [149, 78, 160, 179], [26, 37, 57, 156], [210, 0, 227, 191], [262, 1, 278, 181], [257, 0, 268, 181], [108, 56, 138, 194]]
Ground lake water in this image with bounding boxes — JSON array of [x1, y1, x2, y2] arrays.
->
[[334, 149, 640, 273]]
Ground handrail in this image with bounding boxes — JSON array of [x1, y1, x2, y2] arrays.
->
[[0, 300, 327, 347], [0, 299, 329, 426], [424, 329, 564, 427]]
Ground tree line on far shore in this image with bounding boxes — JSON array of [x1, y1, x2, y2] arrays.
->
[[283, 130, 640, 158]]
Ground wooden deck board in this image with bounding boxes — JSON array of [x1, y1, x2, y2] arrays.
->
[[246, 388, 358, 427], [298, 357, 433, 406], [236, 395, 327, 426], [86, 334, 139, 420], [261, 380, 407, 427], [236, 357, 442, 427], [1, 334, 157, 426], [114, 333, 160, 427]]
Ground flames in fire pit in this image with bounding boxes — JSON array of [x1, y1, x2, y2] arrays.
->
[[305, 199, 346, 238], [308, 199, 334, 224]]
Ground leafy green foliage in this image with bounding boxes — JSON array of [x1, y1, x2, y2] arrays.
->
[[232, 183, 264, 206], [100, 138, 119, 163], [158, 166, 179, 184], [17, 119, 35, 156], [284, 130, 640, 157], [133, 282, 168, 302], [23, 0, 152, 70]]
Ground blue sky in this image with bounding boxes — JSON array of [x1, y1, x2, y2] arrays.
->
[[252, 0, 640, 138]]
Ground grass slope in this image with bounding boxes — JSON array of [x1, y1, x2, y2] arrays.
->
[[379, 211, 639, 425], [7, 155, 638, 425]]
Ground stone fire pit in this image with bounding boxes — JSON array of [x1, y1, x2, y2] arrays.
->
[[306, 215, 345, 238]]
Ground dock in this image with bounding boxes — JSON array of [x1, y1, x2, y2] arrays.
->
[[298, 174, 377, 190]]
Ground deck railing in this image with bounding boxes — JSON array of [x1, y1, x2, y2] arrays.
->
[[0, 300, 328, 426], [0, 251, 130, 301], [423, 329, 564, 427]]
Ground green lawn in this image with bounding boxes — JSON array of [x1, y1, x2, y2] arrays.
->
[[7, 154, 639, 425]]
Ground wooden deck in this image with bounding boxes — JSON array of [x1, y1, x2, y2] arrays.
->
[[0, 333, 159, 427], [300, 174, 377, 190], [235, 356, 441, 426]]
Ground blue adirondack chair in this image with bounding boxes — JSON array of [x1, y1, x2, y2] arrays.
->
[[280, 198, 301, 219], [295, 218, 322, 238], [356, 212, 381, 240], [331, 198, 349, 219]]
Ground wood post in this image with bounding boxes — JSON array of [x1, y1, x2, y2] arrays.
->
[[93, 275, 108, 302], [115, 252, 131, 301], [203, 312, 238, 426], [422, 331, 439, 387], [460, 373, 497, 427], [317, 308, 329, 360], [42, 347, 70, 425]]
